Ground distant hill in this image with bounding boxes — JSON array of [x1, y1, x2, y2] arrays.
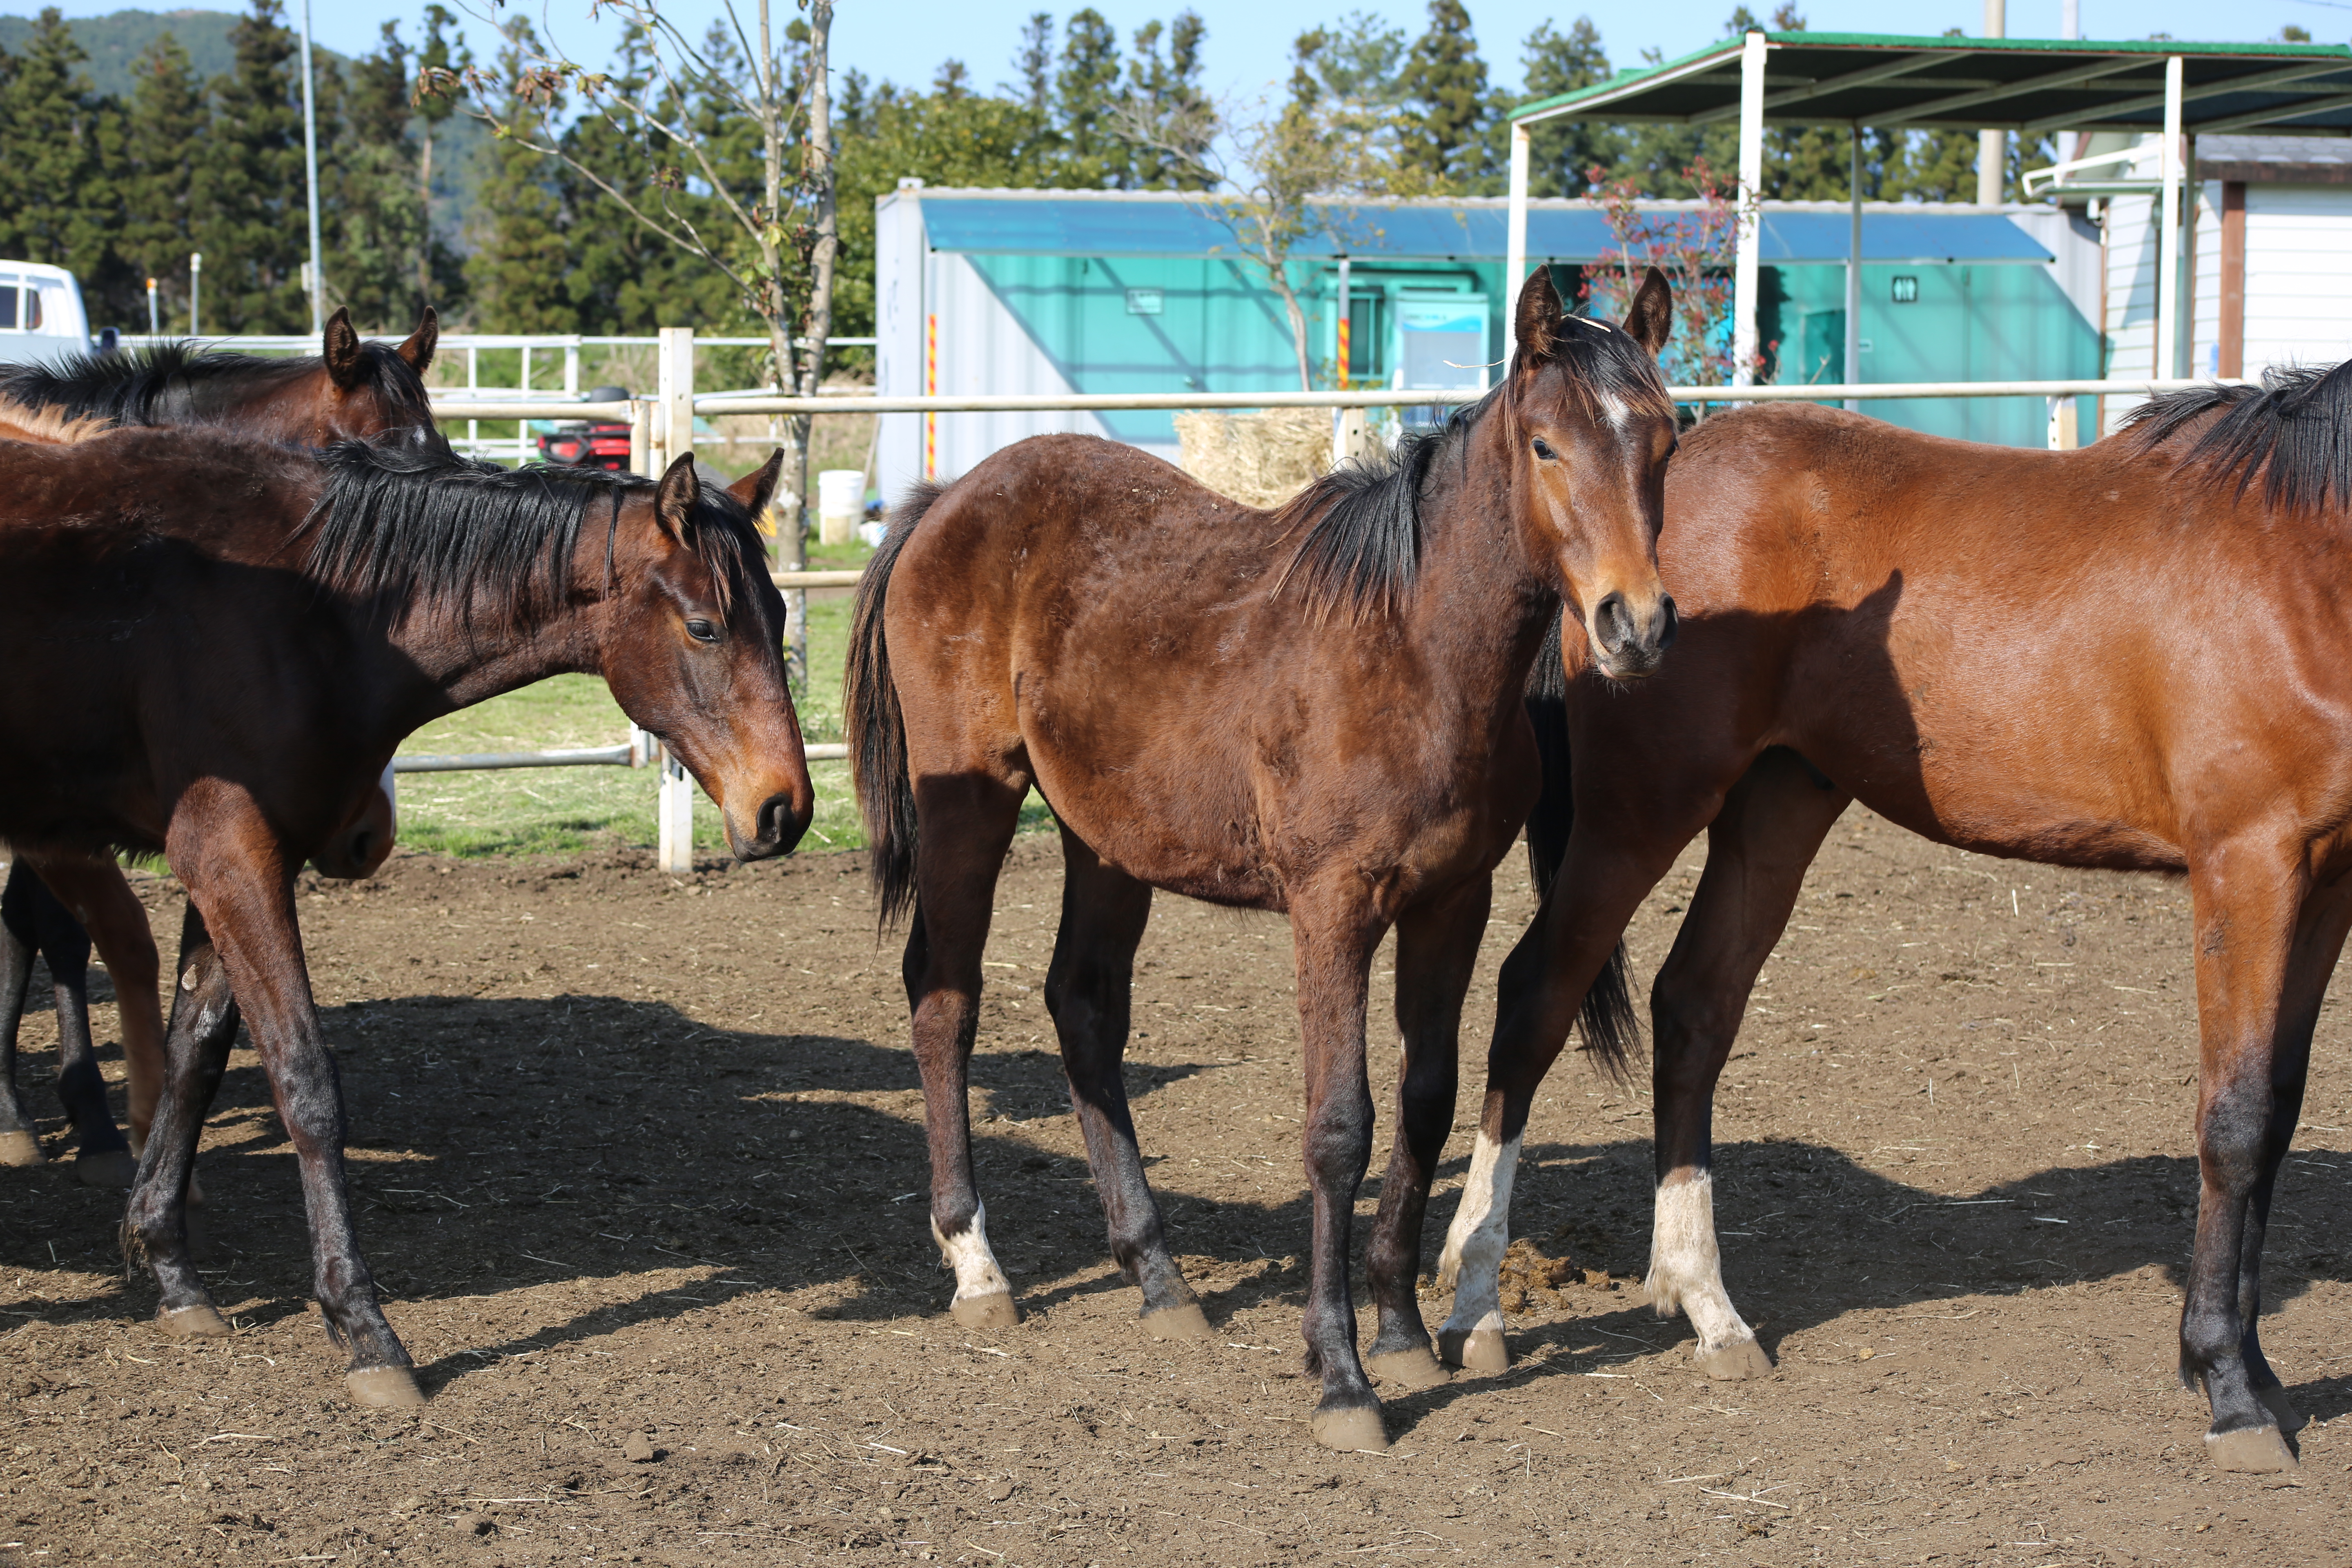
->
[[0, 8, 247, 100]]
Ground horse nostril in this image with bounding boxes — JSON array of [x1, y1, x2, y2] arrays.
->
[[755, 792, 806, 853], [1656, 595, 1679, 650], [1595, 590, 1630, 651]]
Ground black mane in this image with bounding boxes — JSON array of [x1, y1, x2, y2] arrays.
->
[[299, 441, 767, 628], [0, 339, 432, 429], [1272, 312, 1670, 623], [2125, 359, 2352, 515]]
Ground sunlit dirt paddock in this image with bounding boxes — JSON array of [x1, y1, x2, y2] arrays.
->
[[4, 810, 2350, 1564]]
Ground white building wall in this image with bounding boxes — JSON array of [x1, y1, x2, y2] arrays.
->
[[2239, 186, 2352, 375], [2101, 192, 2158, 432]]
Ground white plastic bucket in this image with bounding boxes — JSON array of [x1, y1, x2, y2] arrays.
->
[[817, 469, 865, 545]]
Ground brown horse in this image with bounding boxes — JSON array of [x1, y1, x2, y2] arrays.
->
[[0, 428, 811, 1406], [844, 270, 1678, 1450], [0, 308, 434, 1182], [1436, 363, 2352, 1474]]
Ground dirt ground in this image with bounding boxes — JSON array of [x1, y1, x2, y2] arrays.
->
[[4, 810, 2350, 1566]]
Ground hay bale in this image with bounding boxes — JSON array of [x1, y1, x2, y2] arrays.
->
[[1174, 407, 1335, 509]]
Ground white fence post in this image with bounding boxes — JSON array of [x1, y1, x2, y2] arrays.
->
[[654, 326, 698, 873]]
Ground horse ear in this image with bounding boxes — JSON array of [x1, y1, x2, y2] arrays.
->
[[1514, 266, 1563, 368], [397, 307, 439, 374], [1622, 267, 1673, 360], [655, 452, 699, 542], [728, 448, 785, 522], [323, 308, 365, 390]]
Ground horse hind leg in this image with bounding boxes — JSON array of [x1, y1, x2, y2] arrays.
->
[[1043, 827, 1205, 1339], [1361, 875, 1488, 1390], [125, 904, 241, 1341], [904, 772, 1028, 1330], [0, 866, 45, 1165], [1645, 749, 1847, 1380], [28, 878, 136, 1189]]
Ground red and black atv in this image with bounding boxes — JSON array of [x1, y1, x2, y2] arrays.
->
[[534, 385, 633, 471]]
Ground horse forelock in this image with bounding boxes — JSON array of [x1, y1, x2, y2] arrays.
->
[[2127, 359, 2352, 517], [1531, 314, 1676, 431]]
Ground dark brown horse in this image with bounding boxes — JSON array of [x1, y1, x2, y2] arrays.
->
[[0, 428, 812, 1406], [844, 271, 1678, 1451], [0, 308, 434, 1183], [1438, 363, 2352, 1473]]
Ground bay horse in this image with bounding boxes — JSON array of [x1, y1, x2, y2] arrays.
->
[[1436, 363, 2352, 1473], [0, 428, 812, 1406], [0, 308, 434, 1183], [844, 270, 1678, 1451]]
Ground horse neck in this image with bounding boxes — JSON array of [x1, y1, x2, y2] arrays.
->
[[373, 550, 611, 723], [1395, 410, 1560, 710]]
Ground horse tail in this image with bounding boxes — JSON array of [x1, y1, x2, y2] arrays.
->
[[844, 482, 940, 932], [1522, 607, 1642, 1082]]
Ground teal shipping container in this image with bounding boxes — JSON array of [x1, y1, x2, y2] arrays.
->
[[875, 187, 2102, 496]]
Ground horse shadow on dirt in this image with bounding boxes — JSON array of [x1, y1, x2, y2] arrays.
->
[[9, 990, 2352, 1423]]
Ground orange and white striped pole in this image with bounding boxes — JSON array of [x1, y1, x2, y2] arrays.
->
[[924, 312, 938, 480]]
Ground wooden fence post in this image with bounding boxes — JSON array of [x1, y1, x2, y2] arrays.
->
[[652, 326, 698, 874]]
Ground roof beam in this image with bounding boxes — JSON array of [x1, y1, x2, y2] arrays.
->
[[2186, 87, 2352, 136], [1689, 48, 1963, 125], [1513, 45, 1745, 126], [1871, 54, 2148, 126], [2018, 58, 2352, 132]]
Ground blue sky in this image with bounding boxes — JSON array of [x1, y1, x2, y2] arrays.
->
[[6, 1, 2342, 100]]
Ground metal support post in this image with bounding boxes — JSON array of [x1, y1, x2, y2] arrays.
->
[[1732, 32, 1767, 388], [1977, 0, 2005, 207], [297, 0, 325, 333], [1846, 125, 1864, 412], [1504, 122, 1530, 366], [2157, 56, 2185, 382]]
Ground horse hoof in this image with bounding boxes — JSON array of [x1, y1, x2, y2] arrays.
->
[[2258, 1384, 2307, 1435], [345, 1367, 427, 1409], [156, 1303, 230, 1340], [1694, 1338, 1774, 1381], [0, 1131, 42, 1167], [2205, 1424, 2296, 1474], [1310, 1403, 1388, 1452], [949, 1292, 1020, 1331], [1438, 1326, 1509, 1375], [1141, 1302, 1213, 1341], [1365, 1346, 1452, 1390], [74, 1150, 136, 1189]]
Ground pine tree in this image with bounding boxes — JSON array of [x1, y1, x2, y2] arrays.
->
[[465, 18, 574, 332], [414, 5, 468, 310], [1123, 12, 1209, 190], [121, 31, 205, 329], [1399, 0, 1494, 192], [1518, 18, 1618, 198], [1013, 13, 1053, 112], [322, 23, 430, 331], [0, 9, 120, 303], [193, 0, 308, 332], [1055, 8, 1126, 187]]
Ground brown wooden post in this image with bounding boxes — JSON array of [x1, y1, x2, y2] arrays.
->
[[2219, 181, 2247, 380]]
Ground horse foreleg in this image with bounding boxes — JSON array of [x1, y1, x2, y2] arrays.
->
[[1046, 828, 1203, 1337], [1437, 837, 1677, 1373], [166, 795, 418, 1407], [126, 904, 239, 1340], [0, 864, 44, 1165], [905, 775, 1025, 1330], [1362, 875, 1488, 1390], [1290, 893, 1386, 1452], [2179, 841, 2318, 1472], [20, 867, 134, 1187], [1647, 750, 1847, 1379]]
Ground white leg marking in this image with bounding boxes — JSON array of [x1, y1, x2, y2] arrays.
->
[[1437, 1131, 1521, 1339], [1645, 1169, 1755, 1353], [932, 1199, 1013, 1304]]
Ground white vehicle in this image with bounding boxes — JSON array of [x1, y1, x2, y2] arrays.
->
[[0, 261, 92, 365]]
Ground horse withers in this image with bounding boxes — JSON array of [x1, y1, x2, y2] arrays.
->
[[0, 429, 812, 1407], [0, 308, 437, 1183], [845, 270, 1679, 1450], [1439, 363, 2352, 1473]]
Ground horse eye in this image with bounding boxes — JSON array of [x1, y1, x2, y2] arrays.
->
[[1532, 437, 1556, 460], [686, 618, 722, 644]]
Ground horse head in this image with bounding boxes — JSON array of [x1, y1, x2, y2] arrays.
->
[[1509, 265, 1680, 679]]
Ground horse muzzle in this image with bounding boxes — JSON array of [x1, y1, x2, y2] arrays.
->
[[726, 788, 813, 862], [1587, 590, 1677, 679]]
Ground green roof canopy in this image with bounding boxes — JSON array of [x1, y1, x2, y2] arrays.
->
[[1510, 33, 2352, 137]]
